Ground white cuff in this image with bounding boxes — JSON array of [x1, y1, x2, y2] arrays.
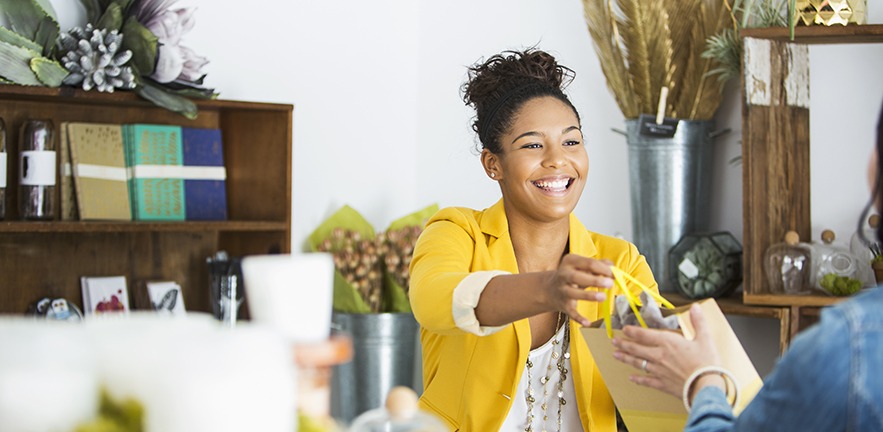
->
[[452, 270, 511, 336]]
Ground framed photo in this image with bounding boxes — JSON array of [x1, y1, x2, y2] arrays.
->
[[80, 275, 130, 317]]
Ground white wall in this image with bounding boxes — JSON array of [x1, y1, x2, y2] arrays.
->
[[48, 0, 883, 378]]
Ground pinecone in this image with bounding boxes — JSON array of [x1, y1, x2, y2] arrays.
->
[[58, 24, 136, 93]]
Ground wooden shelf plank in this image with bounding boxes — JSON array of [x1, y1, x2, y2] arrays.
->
[[664, 292, 788, 319], [0, 221, 288, 233], [741, 24, 883, 44], [743, 293, 844, 307]]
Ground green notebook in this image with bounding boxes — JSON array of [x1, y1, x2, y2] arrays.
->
[[123, 124, 186, 221]]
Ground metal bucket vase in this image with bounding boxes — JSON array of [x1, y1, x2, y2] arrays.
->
[[330, 312, 420, 423], [624, 119, 721, 292]]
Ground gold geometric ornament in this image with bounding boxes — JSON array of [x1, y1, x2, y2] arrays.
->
[[796, 0, 867, 26]]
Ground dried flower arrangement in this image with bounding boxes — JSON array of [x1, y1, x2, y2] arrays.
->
[[0, 0, 215, 119], [581, 0, 792, 121], [308, 204, 438, 314]]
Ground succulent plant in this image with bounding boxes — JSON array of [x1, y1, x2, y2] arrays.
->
[[58, 24, 136, 93]]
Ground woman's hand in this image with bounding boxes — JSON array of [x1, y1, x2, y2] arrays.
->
[[611, 303, 723, 399], [549, 254, 614, 326]]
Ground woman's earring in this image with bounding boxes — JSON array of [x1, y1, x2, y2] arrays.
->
[[490, 172, 496, 178]]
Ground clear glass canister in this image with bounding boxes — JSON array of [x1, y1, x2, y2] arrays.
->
[[18, 119, 56, 220], [764, 231, 813, 295], [348, 386, 446, 432], [811, 229, 875, 296], [849, 214, 883, 284], [0, 117, 6, 220]]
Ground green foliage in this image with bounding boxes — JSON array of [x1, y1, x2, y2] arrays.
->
[[0, 0, 66, 85], [702, 0, 795, 84], [120, 16, 157, 75], [819, 273, 863, 296], [75, 389, 145, 432]]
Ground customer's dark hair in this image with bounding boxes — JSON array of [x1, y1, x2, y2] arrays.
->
[[461, 48, 579, 154], [859, 99, 883, 244]]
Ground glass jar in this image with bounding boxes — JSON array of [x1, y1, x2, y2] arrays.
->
[[849, 214, 882, 284], [348, 386, 446, 432], [18, 119, 56, 220], [764, 231, 813, 295], [811, 229, 875, 296], [668, 231, 743, 299], [0, 117, 6, 220]]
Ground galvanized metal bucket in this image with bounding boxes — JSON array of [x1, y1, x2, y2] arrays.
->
[[623, 119, 724, 291], [330, 312, 420, 423]]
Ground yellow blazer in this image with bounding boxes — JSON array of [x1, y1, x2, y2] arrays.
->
[[409, 199, 658, 431]]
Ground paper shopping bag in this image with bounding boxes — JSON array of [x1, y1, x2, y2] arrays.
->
[[581, 298, 764, 432]]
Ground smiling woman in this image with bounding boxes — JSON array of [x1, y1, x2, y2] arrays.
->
[[407, 48, 659, 431]]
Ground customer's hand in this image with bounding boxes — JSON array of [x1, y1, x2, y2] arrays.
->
[[611, 303, 722, 399], [549, 254, 614, 326]]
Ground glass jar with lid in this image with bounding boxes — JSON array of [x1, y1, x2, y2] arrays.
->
[[849, 214, 882, 284], [764, 231, 813, 295], [0, 117, 6, 219], [348, 386, 446, 432], [811, 229, 875, 296]]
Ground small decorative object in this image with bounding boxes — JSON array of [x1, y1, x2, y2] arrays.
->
[[18, 119, 56, 220], [850, 213, 883, 284], [145, 281, 186, 316], [348, 386, 446, 432], [206, 250, 244, 325], [58, 24, 136, 93], [811, 229, 875, 296], [80, 275, 130, 317], [27, 297, 83, 321], [669, 231, 743, 299], [0, 117, 6, 220], [764, 231, 813, 295], [796, 0, 867, 26]]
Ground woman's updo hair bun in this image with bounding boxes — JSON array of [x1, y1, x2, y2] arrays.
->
[[462, 48, 578, 153]]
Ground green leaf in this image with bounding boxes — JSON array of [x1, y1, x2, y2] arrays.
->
[[383, 272, 412, 313], [0, 40, 42, 85], [0, 0, 53, 41], [97, 2, 123, 32], [386, 204, 439, 231], [121, 16, 157, 75], [333, 271, 372, 314], [135, 81, 198, 120], [0, 26, 42, 52], [80, 0, 102, 24], [30, 57, 68, 86], [33, 15, 59, 58]]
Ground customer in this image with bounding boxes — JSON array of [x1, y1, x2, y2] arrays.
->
[[611, 100, 883, 431], [409, 48, 657, 431]]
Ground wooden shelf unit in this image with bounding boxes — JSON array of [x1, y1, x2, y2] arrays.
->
[[665, 292, 792, 355], [740, 24, 883, 308], [0, 86, 292, 315]]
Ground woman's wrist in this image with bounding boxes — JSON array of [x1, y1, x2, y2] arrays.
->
[[689, 373, 726, 404], [682, 366, 739, 412]]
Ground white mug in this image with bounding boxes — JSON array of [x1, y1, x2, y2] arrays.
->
[[242, 253, 334, 342]]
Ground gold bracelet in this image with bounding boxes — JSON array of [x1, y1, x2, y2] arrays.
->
[[682, 366, 739, 413]]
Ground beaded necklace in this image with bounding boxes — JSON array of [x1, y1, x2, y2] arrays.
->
[[524, 312, 571, 432]]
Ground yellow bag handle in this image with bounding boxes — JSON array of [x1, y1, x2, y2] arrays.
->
[[601, 266, 675, 338]]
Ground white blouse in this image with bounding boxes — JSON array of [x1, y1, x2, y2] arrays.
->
[[500, 322, 582, 431]]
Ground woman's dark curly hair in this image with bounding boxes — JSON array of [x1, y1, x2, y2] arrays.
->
[[461, 48, 579, 154]]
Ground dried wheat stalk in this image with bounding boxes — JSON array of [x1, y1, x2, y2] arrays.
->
[[583, 0, 732, 120]]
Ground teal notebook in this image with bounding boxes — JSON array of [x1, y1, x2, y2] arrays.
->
[[123, 124, 186, 221]]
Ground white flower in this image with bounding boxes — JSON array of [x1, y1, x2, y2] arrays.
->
[[146, 6, 207, 84]]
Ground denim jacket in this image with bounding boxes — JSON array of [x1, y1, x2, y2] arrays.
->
[[685, 287, 883, 431]]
